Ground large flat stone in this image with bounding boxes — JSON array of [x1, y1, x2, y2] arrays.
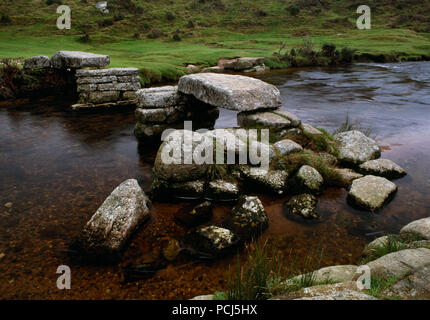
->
[[359, 159, 406, 179], [178, 73, 281, 111], [348, 175, 397, 212], [51, 51, 110, 69]]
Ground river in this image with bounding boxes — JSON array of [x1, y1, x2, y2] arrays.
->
[[0, 62, 429, 299]]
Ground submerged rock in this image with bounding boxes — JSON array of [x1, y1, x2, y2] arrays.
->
[[400, 217, 430, 240], [347, 175, 397, 212], [207, 179, 240, 201], [72, 179, 151, 261], [240, 166, 289, 195], [174, 201, 213, 227], [359, 159, 406, 179], [285, 194, 319, 220], [334, 130, 381, 166], [178, 73, 281, 111], [226, 195, 268, 240], [295, 165, 324, 194], [183, 226, 239, 256], [51, 51, 110, 69], [365, 248, 430, 279]]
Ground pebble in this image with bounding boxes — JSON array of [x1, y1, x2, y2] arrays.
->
[[0, 253, 5, 260], [4, 202, 13, 208]]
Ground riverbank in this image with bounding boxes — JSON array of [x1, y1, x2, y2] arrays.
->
[[1, 28, 430, 87]]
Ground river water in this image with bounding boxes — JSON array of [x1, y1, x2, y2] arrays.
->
[[0, 62, 429, 299]]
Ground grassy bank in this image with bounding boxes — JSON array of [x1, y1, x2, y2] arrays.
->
[[1, 0, 430, 85]]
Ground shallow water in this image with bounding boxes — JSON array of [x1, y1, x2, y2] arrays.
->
[[0, 62, 429, 299]]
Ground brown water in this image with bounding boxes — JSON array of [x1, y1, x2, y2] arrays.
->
[[1, 62, 429, 299]]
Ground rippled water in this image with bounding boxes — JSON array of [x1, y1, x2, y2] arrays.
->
[[0, 62, 429, 299]]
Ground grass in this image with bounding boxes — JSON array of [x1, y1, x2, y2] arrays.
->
[[271, 149, 343, 186], [333, 113, 376, 139], [224, 240, 327, 300], [1, 1, 430, 86], [365, 276, 400, 298], [360, 233, 426, 264]]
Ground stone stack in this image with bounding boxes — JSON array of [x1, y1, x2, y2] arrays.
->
[[134, 86, 219, 139], [72, 68, 141, 110]]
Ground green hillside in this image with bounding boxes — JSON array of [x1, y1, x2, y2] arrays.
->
[[1, 0, 430, 83]]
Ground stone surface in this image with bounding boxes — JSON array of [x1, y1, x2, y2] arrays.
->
[[190, 294, 214, 300], [76, 68, 138, 77], [287, 265, 359, 286], [223, 57, 265, 71], [362, 236, 390, 256], [174, 201, 213, 227], [80, 91, 120, 104], [237, 109, 301, 131], [400, 217, 430, 240], [333, 168, 363, 186], [186, 64, 200, 74], [162, 239, 181, 261], [178, 73, 281, 111], [76, 75, 118, 84], [135, 106, 185, 124], [302, 123, 323, 135], [97, 82, 141, 91], [285, 194, 319, 220], [153, 130, 211, 182], [183, 226, 239, 256], [51, 51, 110, 69], [334, 130, 381, 165], [136, 86, 183, 108], [295, 165, 324, 194], [365, 248, 430, 278], [207, 179, 240, 201], [273, 139, 303, 156], [359, 159, 406, 179], [226, 195, 268, 239], [382, 264, 430, 299], [240, 166, 289, 195], [273, 281, 376, 300], [73, 179, 151, 259], [200, 66, 225, 73], [23, 56, 51, 69], [348, 175, 397, 212]]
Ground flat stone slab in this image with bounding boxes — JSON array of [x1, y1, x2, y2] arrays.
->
[[348, 175, 397, 211], [178, 73, 281, 111], [136, 86, 182, 108], [287, 265, 359, 285], [76, 68, 138, 77], [51, 51, 110, 69], [366, 248, 430, 278], [302, 123, 323, 135], [359, 159, 406, 179], [400, 217, 430, 240], [23, 56, 51, 69], [237, 109, 301, 130], [334, 130, 381, 165], [333, 168, 363, 186]]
